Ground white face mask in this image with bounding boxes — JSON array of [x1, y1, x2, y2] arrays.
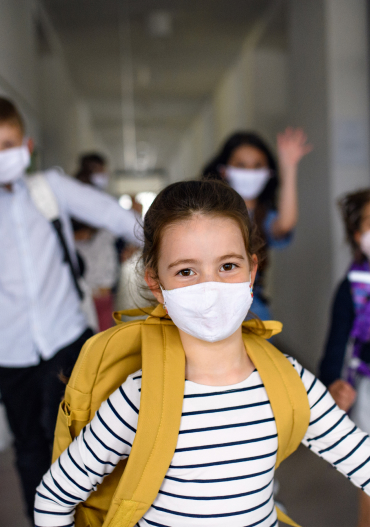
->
[[0, 145, 30, 184], [162, 281, 253, 343], [360, 230, 370, 260], [225, 166, 270, 200], [91, 172, 109, 189]]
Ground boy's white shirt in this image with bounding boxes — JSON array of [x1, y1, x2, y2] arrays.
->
[[0, 169, 140, 367]]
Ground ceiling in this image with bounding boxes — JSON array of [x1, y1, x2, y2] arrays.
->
[[40, 0, 284, 172]]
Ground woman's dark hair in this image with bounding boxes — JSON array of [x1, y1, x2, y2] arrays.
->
[[0, 97, 24, 133], [339, 189, 370, 259], [202, 131, 278, 211], [75, 152, 107, 184], [142, 180, 263, 281]]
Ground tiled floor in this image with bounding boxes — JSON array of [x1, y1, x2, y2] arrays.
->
[[0, 444, 359, 527]]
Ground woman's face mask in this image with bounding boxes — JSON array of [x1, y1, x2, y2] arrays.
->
[[225, 166, 270, 200], [161, 280, 253, 342], [0, 145, 30, 184]]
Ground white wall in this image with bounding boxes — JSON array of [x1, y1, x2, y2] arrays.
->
[[0, 0, 105, 175], [168, 0, 370, 373], [271, 0, 370, 370], [0, 0, 40, 138]]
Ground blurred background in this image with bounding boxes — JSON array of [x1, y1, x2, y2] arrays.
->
[[0, 0, 369, 525]]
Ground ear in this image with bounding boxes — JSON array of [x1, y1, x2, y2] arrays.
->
[[219, 165, 227, 179], [354, 230, 362, 247], [144, 269, 164, 304], [250, 255, 258, 286], [27, 137, 34, 154]]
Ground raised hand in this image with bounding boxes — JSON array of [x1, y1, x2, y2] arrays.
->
[[277, 127, 313, 170]]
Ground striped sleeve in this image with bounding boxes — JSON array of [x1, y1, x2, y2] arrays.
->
[[287, 356, 370, 495], [34, 372, 141, 526]]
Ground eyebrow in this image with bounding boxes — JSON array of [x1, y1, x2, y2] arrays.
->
[[167, 253, 245, 270], [218, 253, 245, 261], [168, 258, 199, 269]]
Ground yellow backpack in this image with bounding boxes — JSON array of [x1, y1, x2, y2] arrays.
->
[[53, 305, 310, 527]]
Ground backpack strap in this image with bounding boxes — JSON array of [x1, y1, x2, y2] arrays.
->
[[244, 332, 310, 527], [26, 172, 84, 299], [103, 318, 185, 527]]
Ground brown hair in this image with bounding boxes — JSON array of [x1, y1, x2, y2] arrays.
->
[[142, 179, 263, 281], [0, 97, 24, 133], [339, 189, 370, 259]]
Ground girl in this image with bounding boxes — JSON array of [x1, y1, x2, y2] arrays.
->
[[35, 181, 370, 527], [320, 189, 370, 527], [202, 129, 312, 319]]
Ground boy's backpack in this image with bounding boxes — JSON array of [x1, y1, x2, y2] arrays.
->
[[53, 305, 310, 527], [25, 172, 99, 331]]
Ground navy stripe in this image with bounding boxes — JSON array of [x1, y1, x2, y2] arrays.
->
[[34, 508, 71, 515], [175, 434, 277, 452], [182, 400, 269, 417], [310, 389, 328, 410], [348, 454, 370, 477], [307, 414, 346, 442], [90, 423, 129, 455], [36, 491, 55, 503], [67, 447, 88, 476], [151, 491, 273, 518], [82, 428, 117, 467], [170, 449, 277, 469], [119, 386, 139, 414], [158, 477, 272, 501], [132, 374, 142, 380], [361, 477, 370, 489], [300, 367, 305, 378], [35, 524, 73, 527], [50, 466, 82, 501], [319, 425, 357, 454], [84, 463, 112, 478], [105, 401, 137, 433], [183, 383, 264, 399], [307, 377, 317, 395], [58, 458, 92, 493], [41, 480, 75, 506], [142, 518, 170, 527], [309, 403, 336, 426], [164, 466, 274, 484], [179, 417, 275, 435], [334, 436, 369, 466]]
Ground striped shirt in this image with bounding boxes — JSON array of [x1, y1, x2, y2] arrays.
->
[[34, 357, 370, 526]]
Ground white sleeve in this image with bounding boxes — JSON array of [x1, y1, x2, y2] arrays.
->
[[287, 356, 370, 496], [47, 171, 142, 246], [34, 373, 142, 526]]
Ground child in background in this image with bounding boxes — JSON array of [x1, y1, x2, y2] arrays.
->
[[320, 189, 370, 527], [202, 128, 312, 320], [73, 153, 120, 331], [35, 180, 370, 527]]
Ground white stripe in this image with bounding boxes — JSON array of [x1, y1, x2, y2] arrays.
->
[[348, 270, 370, 285]]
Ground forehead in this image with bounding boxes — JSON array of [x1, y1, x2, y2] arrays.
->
[[229, 144, 268, 164], [160, 214, 247, 259], [0, 122, 23, 142]]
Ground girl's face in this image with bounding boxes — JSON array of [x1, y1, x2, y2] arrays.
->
[[228, 145, 269, 170], [146, 214, 257, 303], [354, 201, 370, 244]]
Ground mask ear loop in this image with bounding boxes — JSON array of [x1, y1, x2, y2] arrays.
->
[[159, 284, 168, 311], [249, 273, 254, 298]]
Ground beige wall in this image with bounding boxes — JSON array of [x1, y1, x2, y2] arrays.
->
[[168, 0, 370, 372], [0, 0, 104, 175]]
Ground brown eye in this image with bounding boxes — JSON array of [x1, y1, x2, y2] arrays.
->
[[178, 268, 194, 277], [221, 263, 236, 272]]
